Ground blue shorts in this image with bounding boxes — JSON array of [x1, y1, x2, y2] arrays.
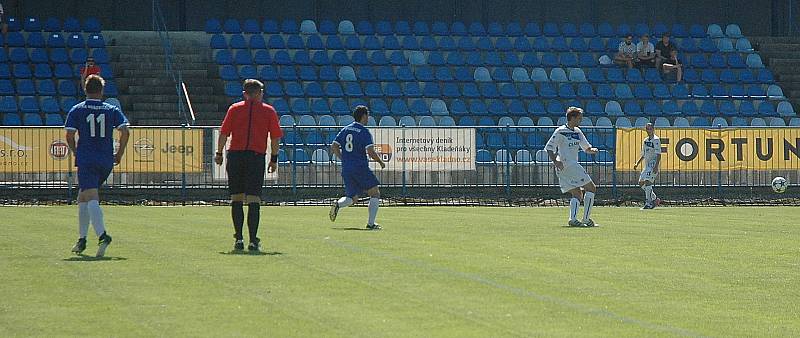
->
[[77, 164, 113, 191], [342, 169, 379, 198]]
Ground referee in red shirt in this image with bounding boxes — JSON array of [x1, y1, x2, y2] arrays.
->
[[215, 79, 283, 252]]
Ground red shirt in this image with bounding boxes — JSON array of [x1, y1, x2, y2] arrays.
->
[[220, 99, 283, 154], [81, 65, 101, 76]]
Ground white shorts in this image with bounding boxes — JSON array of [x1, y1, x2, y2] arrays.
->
[[556, 164, 593, 193], [639, 165, 658, 182]]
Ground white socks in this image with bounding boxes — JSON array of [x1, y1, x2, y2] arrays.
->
[[583, 192, 595, 222], [78, 202, 89, 238], [87, 200, 106, 236], [368, 197, 380, 225], [569, 198, 579, 221], [337, 196, 354, 208], [643, 185, 654, 203]]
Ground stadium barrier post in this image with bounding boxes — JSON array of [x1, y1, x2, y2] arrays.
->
[[504, 124, 511, 200], [717, 124, 723, 196], [611, 126, 618, 199], [180, 125, 187, 206], [291, 124, 298, 198], [401, 125, 407, 199]]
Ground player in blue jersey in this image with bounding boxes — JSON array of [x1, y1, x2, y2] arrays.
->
[[65, 75, 130, 257], [328, 106, 386, 230]]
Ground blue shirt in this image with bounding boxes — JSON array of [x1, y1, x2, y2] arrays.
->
[[65, 99, 129, 167], [333, 122, 373, 173]]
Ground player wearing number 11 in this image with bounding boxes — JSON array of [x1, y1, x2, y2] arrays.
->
[[329, 106, 386, 230], [65, 75, 130, 257]]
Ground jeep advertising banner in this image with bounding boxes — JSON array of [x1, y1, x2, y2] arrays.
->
[[0, 128, 203, 173], [369, 128, 476, 171], [615, 127, 800, 171]]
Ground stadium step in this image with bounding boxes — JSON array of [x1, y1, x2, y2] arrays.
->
[[756, 37, 800, 106], [132, 102, 219, 112], [122, 69, 209, 78]]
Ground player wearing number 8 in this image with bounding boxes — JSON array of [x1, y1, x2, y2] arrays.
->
[[64, 75, 130, 257], [329, 106, 386, 230]]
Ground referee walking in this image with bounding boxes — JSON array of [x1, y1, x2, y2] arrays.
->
[[215, 79, 283, 252]]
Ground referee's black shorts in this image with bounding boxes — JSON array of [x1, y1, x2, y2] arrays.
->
[[226, 150, 266, 196]]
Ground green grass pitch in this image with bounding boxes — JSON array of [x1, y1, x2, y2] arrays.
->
[[1, 206, 798, 337]]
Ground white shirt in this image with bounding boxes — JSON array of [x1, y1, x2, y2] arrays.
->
[[545, 125, 592, 167], [618, 42, 636, 56], [641, 135, 662, 166], [636, 41, 654, 55]]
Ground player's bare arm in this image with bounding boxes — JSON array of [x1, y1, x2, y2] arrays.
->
[[547, 150, 563, 170], [115, 127, 130, 165], [330, 141, 342, 159], [634, 155, 644, 170], [367, 146, 385, 169], [214, 131, 229, 165], [66, 129, 77, 155], [653, 153, 661, 175], [268, 136, 281, 173]]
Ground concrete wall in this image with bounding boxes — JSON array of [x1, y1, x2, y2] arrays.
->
[[4, 0, 787, 36]]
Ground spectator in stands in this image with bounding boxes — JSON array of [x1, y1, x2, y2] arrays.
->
[[655, 33, 677, 72], [614, 34, 636, 68], [0, 2, 6, 36], [661, 49, 682, 82], [636, 34, 655, 68], [80, 57, 101, 90]]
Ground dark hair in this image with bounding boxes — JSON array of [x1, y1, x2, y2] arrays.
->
[[662, 32, 671, 37], [84, 74, 105, 95], [625, 33, 633, 38], [242, 79, 264, 96], [352, 105, 370, 122], [566, 106, 583, 121]]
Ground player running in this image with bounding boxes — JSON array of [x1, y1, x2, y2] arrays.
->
[[328, 105, 386, 230], [65, 75, 130, 257], [545, 107, 599, 227], [633, 123, 661, 209]]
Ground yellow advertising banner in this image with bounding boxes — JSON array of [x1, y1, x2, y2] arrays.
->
[[615, 128, 800, 171], [0, 128, 203, 173]]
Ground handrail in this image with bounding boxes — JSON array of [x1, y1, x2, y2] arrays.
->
[[151, 0, 191, 126]]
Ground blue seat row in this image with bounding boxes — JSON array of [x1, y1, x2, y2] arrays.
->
[[210, 34, 739, 54], [0, 63, 113, 80], [207, 19, 730, 39], [1, 32, 106, 48], [212, 48, 764, 69], [0, 78, 117, 97], [1, 48, 109, 64], [5, 17, 101, 33]]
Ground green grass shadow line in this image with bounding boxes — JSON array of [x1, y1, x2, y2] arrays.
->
[[218, 251, 283, 256], [62, 256, 128, 262]]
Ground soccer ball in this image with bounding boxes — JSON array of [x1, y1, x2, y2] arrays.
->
[[772, 176, 788, 193]]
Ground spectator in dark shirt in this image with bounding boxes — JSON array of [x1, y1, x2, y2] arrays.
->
[[662, 50, 682, 82], [655, 33, 677, 72]]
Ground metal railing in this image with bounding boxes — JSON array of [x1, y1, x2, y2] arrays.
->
[[1, 125, 797, 204], [151, 0, 192, 126]]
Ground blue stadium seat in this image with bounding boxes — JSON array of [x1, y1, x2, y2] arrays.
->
[[736, 38, 753, 52], [37, 79, 57, 96], [16, 79, 34, 95], [542, 23, 559, 37], [484, 52, 502, 66], [26, 32, 45, 47], [587, 37, 605, 52], [778, 101, 796, 116], [66, 33, 85, 48], [480, 83, 500, 98], [717, 38, 734, 52], [435, 67, 454, 81], [389, 100, 409, 117], [614, 84, 634, 99], [205, 19, 222, 33], [20, 97, 39, 113], [415, 66, 434, 81], [40, 96, 60, 114], [22, 112, 42, 126], [522, 53, 540, 67], [626, 68, 644, 83], [476, 36, 494, 50], [30, 48, 48, 64], [680, 38, 698, 53], [487, 22, 504, 36], [699, 38, 718, 53], [513, 37, 532, 52], [414, 22, 430, 35], [617, 23, 632, 36], [748, 85, 767, 98], [392, 21, 410, 35], [719, 102, 736, 117], [624, 101, 643, 116], [689, 24, 706, 38], [699, 101, 717, 116], [726, 24, 744, 38], [701, 70, 718, 83], [709, 53, 726, 68], [747, 54, 766, 70], [730, 84, 747, 98], [539, 83, 557, 98], [286, 35, 305, 49], [633, 84, 653, 99], [707, 24, 724, 38], [607, 68, 624, 82], [280, 20, 299, 34], [551, 37, 569, 52], [446, 51, 465, 66], [496, 37, 513, 51], [300, 20, 318, 34], [422, 82, 440, 98], [228, 34, 246, 49], [518, 83, 537, 98], [671, 84, 690, 99], [691, 84, 709, 98], [577, 53, 595, 68], [596, 84, 614, 99], [546, 100, 564, 114], [396, 66, 415, 81], [559, 52, 577, 67], [728, 54, 746, 68], [350, 51, 368, 65], [558, 83, 576, 98]]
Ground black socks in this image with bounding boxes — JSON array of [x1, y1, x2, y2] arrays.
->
[[247, 203, 260, 243], [231, 201, 244, 240]]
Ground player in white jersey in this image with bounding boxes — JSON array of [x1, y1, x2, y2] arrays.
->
[[633, 123, 661, 209], [545, 107, 599, 227]]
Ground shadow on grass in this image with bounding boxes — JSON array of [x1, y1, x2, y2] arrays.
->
[[218, 251, 283, 256], [561, 225, 602, 229], [331, 227, 372, 231], [62, 255, 128, 262]]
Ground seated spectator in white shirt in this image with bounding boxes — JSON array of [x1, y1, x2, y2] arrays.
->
[[614, 34, 636, 68], [636, 34, 655, 68]]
